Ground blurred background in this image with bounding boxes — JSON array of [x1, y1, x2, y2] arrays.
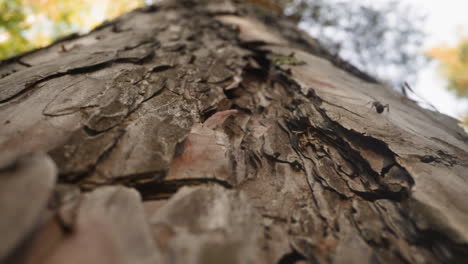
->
[[0, 0, 467, 128]]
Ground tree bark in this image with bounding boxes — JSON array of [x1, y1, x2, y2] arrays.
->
[[1, 0, 467, 263]]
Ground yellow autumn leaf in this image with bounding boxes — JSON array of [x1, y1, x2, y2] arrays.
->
[[428, 37, 468, 98]]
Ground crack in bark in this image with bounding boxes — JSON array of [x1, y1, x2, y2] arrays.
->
[[227, 41, 449, 261], [224, 37, 416, 205], [82, 125, 114, 137], [131, 178, 233, 200], [0, 41, 155, 104], [58, 128, 126, 184], [322, 99, 365, 118], [267, 63, 415, 199], [16, 60, 31, 68]]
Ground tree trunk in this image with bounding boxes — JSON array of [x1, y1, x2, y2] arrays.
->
[[1, 0, 467, 263]]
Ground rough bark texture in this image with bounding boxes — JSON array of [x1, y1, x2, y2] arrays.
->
[[1, 0, 468, 263]]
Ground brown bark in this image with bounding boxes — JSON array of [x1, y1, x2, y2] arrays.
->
[[1, 0, 467, 263]]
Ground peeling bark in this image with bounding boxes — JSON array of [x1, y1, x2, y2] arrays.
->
[[1, 0, 467, 263]]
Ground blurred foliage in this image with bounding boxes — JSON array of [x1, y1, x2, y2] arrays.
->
[[0, 0, 31, 58], [463, 116, 468, 126], [0, 0, 145, 59], [428, 38, 468, 98]]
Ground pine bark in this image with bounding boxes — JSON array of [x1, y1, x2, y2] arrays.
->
[[1, 0, 467, 263]]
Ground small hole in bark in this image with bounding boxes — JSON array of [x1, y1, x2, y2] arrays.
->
[[201, 108, 217, 123], [151, 65, 173, 72], [223, 87, 241, 99], [82, 125, 101, 136], [291, 161, 303, 171], [277, 251, 306, 264], [420, 155, 436, 163], [380, 162, 395, 176], [173, 140, 186, 157], [230, 104, 252, 114], [246, 67, 269, 81]]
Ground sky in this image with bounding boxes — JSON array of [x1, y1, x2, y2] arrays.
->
[[395, 0, 468, 119]]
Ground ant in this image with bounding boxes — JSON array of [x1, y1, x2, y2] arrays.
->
[[368, 100, 389, 114]]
